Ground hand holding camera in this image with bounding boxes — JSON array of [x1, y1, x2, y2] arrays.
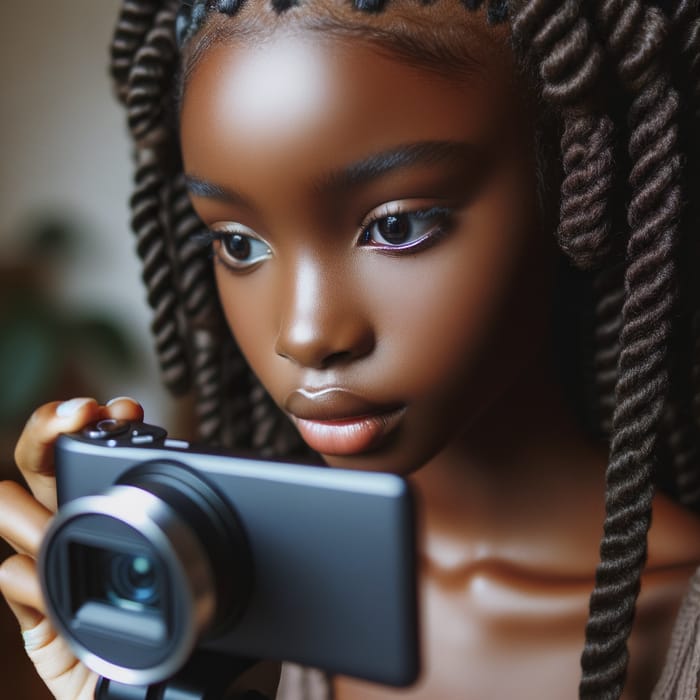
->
[[1, 398, 419, 700], [0, 397, 144, 700], [0, 398, 277, 700]]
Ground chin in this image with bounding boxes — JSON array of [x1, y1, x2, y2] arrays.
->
[[317, 442, 431, 477]]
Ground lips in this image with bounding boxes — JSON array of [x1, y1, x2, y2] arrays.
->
[[285, 388, 405, 456]]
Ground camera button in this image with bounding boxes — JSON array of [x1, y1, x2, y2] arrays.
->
[[164, 439, 189, 450], [131, 425, 167, 442], [84, 419, 130, 440], [132, 434, 155, 445]]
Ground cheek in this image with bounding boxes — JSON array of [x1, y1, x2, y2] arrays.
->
[[366, 214, 543, 406], [214, 264, 278, 377]]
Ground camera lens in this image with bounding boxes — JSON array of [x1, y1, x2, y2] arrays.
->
[[108, 553, 160, 608], [39, 462, 253, 685]]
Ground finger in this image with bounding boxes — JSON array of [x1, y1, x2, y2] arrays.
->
[[27, 620, 97, 700], [0, 481, 52, 555], [15, 398, 101, 511], [1, 557, 99, 700], [13, 614, 95, 699], [20, 617, 66, 677], [3, 595, 44, 632], [99, 396, 144, 422], [0, 553, 45, 615]]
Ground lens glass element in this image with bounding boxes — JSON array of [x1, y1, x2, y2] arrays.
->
[[107, 552, 161, 609]]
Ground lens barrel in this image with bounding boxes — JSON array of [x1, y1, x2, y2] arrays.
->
[[38, 461, 253, 686]]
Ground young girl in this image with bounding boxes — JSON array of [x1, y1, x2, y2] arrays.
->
[[2, 0, 700, 698]]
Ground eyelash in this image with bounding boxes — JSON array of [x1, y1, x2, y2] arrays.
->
[[358, 205, 455, 255], [191, 228, 272, 272]]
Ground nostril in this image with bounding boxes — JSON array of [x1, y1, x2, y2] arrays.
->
[[319, 350, 353, 369], [274, 314, 375, 370]]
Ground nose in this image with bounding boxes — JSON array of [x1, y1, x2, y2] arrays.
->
[[274, 258, 375, 369]]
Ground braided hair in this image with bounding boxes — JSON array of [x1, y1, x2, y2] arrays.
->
[[109, 0, 700, 697]]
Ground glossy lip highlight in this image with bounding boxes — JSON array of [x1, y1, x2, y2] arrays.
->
[[284, 388, 406, 456]]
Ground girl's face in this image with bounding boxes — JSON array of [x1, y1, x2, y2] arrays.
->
[[180, 6, 554, 475]]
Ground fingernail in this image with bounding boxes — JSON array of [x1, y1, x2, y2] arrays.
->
[[56, 397, 95, 418], [106, 396, 138, 408]]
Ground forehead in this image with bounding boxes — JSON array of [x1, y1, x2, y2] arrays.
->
[[182, 0, 515, 88], [180, 27, 523, 176], [178, 0, 531, 205]]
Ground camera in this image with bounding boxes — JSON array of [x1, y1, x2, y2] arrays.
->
[[38, 419, 419, 690]]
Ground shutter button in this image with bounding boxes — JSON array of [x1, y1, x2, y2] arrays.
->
[[84, 419, 130, 440]]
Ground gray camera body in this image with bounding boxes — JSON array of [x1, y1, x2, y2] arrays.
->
[[39, 420, 419, 689]]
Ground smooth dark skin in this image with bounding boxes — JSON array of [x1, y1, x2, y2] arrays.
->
[[3, 3, 700, 699]]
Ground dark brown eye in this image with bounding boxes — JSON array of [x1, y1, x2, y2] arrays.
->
[[210, 228, 272, 271], [378, 215, 411, 245], [361, 207, 454, 250], [223, 234, 251, 260]]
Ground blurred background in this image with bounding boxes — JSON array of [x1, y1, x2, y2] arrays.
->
[[1, 3, 183, 696]]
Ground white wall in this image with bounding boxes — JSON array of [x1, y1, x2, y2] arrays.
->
[[0, 1, 171, 425]]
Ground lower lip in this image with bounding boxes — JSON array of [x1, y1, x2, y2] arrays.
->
[[292, 408, 405, 456]]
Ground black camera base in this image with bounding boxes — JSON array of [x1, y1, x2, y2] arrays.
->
[[94, 653, 264, 700]]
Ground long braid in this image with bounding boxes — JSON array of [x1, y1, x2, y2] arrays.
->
[[576, 3, 683, 696], [510, 0, 624, 451], [513, 10, 654, 698], [511, 0, 619, 273], [218, 335, 255, 449], [658, 0, 700, 508], [592, 264, 625, 437], [557, 115, 618, 268], [676, 3, 700, 443], [167, 172, 230, 443], [125, 3, 180, 144], [131, 153, 191, 394], [111, 0, 162, 102], [512, 8, 639, 693], [112, 2, 196, 397], [169, 173, 216, 322], [509, 0, 690, 695]]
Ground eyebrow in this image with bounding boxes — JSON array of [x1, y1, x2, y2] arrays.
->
[[185, 140, 475, 203], [320, 140, 475, 191], [185, 175, 251, 206]]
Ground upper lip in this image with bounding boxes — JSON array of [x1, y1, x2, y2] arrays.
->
[[284, 388, 402, 421]]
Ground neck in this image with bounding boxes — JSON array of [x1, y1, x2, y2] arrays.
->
[[410, 351, 608, 579]]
